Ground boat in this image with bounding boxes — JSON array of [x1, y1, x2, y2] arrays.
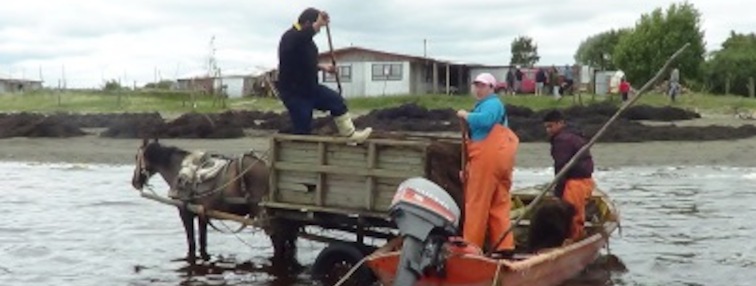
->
[[365, 185, 620, 286]]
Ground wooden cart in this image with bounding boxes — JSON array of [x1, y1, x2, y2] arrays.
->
[[260, 133, 460, 284]]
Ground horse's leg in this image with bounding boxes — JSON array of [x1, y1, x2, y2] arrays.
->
[[179, 208, 197, 263], [198, 216, 210, 261], [268, 219, 301, 272]]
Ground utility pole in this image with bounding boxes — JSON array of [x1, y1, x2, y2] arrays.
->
[[423, 39, 427, 58]]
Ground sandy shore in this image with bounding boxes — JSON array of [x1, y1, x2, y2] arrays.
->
[[1, 130, 754, 168]]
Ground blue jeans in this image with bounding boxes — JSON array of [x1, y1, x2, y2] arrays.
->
[[278, 85, 348, 135]]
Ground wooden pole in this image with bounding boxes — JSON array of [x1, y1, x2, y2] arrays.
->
[[325, 24, 342, 97], [140, 191, 261, 227], [487, 43, 691, 255]]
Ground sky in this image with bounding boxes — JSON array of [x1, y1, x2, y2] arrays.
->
[[0, 0, 753, 88]]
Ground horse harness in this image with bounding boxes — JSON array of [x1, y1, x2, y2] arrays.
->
[[172, 151, 252, 202]]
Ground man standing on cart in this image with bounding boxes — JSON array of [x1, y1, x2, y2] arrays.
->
[[277, 8, 372, 141]]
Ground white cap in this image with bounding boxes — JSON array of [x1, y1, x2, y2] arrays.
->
[[473, 73, 496, 87]]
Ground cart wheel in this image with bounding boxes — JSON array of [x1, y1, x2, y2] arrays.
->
[[312, 243, 376, 286]]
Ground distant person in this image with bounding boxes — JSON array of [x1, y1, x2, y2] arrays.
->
[[505, 68, 515, 95], [535, 68, 547, 96], [549, 66, 560, 98], [457, 72, 519, 254], [277, 7, 372, 142], [542, 110, 594, 241], [669, 68, 680, 102], [514, 67, 524, 94], [563, 65, 574, 96], [619, 77, 631, 102]]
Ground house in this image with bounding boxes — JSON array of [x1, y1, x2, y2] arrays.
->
[[315, 46, 470, 97], [0, 73, 43, 93], [175, 69, 262, 98]]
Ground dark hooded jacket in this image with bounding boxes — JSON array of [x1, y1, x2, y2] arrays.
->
[[550, 124, 594, 198]]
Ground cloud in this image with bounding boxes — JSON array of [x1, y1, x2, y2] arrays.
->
[[0, 0, 753, 88]]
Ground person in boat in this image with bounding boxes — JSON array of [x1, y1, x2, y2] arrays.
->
[[277, 8, 372, 141], [542, 110, 595, 241], [456, 72, 519, 253]]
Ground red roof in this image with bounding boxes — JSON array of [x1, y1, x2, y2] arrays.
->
[[317, 46, 456, 64]]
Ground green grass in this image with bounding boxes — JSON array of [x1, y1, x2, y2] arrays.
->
[[1, 90, 754, 115]]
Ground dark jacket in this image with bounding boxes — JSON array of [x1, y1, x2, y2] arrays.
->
[[536, 69, 547, 83], [550, 126, 594, 198], [277, 25, 318, 94]]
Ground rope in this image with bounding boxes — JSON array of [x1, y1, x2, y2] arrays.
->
[[218, 219, 263, 250], [490, 262, 503, 286], [332, 256, 370, 286]]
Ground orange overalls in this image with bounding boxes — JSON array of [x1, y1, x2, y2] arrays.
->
[[562, 178, 595, 240], [462, 124, 519, 251]]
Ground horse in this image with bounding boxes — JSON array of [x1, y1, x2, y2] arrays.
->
[[130, 138, 299, 267]]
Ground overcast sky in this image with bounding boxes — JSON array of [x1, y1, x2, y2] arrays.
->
[[1, 0, 753, 88]]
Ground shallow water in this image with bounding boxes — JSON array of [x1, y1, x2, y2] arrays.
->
[[0, 162, 755, 286]]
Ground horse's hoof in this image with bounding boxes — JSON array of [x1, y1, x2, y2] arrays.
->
[[200, 253, 211, 262]]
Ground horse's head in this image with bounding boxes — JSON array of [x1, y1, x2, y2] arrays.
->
[[132, 138, 160, 191]]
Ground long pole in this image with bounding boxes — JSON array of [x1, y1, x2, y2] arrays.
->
[[487, 43, 691, 255], [325, 24, 342, 96]]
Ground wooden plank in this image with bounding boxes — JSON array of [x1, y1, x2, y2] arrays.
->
[[366, 142, 377, 211], [275, 162, 415, 179], [374, 196, 393, 212], [272, 133, 433, 148], [277, 189, 315, 205], [261, 201, 389, 219], [316, 142, 326, 206], [278, 149, 319, 164], [277, 141, 320, 164], [277, 140, 320, 150], [278, 171, 318, 184], [327, 144, 368, 155], [325, 151, 368, 168], [268, 136, 279, 203], [323, 174, 370, 209], [277, 182, 313, 193]]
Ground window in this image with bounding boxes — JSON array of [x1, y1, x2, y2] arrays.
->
[[372, 63, 403, 81], [323, 65, 352, 82]]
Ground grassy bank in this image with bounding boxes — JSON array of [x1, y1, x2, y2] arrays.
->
[[1, 90, 754, 115]]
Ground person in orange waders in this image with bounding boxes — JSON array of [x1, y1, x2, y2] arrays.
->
[[542, 110, 595, 241], [456, 73, 519, 254]]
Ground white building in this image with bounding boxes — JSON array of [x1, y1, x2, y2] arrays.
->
[[0, 73, 43, 93], [316, 47, 470, 98], [176, 68, 265, 98]]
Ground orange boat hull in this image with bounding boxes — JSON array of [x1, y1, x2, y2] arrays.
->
[[366, 228, 613, 286]]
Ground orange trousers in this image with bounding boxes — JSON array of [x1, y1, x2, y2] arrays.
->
[[463, 125, 519, 251], [562, 178, 595, 240]]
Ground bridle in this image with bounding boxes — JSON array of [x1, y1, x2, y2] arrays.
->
[[134, 147, 154, 189]]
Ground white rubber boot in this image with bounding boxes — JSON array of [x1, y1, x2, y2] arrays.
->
[[334, 113, 372, 143]]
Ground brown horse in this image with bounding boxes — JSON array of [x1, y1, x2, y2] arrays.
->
[[130, 138, 299, 266]]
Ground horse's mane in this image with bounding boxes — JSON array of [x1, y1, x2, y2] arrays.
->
[[143, 142, 188, 167]]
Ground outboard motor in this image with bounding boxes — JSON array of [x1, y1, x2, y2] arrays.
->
[[389, 177, 461, 286]]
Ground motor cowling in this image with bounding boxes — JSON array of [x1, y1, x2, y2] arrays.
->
[[388, 177, 461, 286]]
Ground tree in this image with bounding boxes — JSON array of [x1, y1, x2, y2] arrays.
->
[[574, 29, 630, 70], [704, 31, 756, 96], [613, 2, 706, 84], [510, 36, 540, 66]]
